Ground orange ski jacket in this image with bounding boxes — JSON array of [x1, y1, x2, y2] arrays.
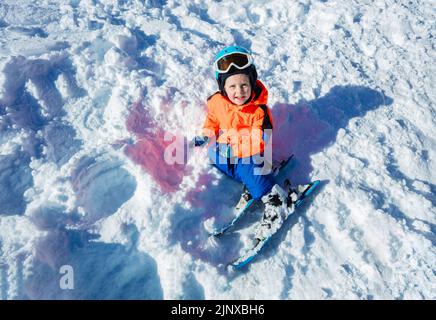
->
[[203, 80, 273, 158]]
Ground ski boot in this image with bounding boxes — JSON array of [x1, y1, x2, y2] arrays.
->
[[254, 184, 294, 241], [235, 185, 252, 211], [284, 179, 313, 208]]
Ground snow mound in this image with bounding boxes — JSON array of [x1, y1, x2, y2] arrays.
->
[[0, 0, 434, 299]]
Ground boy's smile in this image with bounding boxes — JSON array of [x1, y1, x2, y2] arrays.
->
[[224, 74, 252, 106]]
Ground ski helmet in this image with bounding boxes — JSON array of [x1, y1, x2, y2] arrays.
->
[[214, 46, 258, 95]]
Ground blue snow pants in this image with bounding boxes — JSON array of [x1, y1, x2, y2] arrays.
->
[[208, 144, 274, 200]]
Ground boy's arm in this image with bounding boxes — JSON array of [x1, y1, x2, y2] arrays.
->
[[257, 105, 273, 145], [250, 106, 274, 154], [259, 105, 273, 130], [250, 111, 266, 153], [190, 101, 220, 148]]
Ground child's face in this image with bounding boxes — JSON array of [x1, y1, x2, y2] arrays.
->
[[224, 74, 252, 106]]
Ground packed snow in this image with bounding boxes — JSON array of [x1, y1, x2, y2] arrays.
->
[[0, 0, 435, 299]]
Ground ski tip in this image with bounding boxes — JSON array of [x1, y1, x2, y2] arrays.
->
[[230, 252, 259, 270], [208, 224, 231, 237], [211, 231, 224, 237], [228, 237, 271, 270], [295, 180, 321, 207], [305, 180, 320, 196], [228, 252, 255, 270], [231, 256, 255, 270]]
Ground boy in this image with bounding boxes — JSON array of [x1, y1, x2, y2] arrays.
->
[[192, 46, 307, 240]]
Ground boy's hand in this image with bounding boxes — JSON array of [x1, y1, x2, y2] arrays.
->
[[190, 136, 209, 148]]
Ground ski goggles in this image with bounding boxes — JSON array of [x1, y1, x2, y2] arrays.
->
[[214, 52, 253, 75]]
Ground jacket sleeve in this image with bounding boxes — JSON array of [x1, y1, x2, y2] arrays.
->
[[202, 101, 220, 138], [252, 110, 264, 131], [249, 110, 266, 154], [259, 105, 273, 130], [259, 105, 273, 145]]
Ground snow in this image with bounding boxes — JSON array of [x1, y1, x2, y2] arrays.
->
[[0, 0, 435, 300]]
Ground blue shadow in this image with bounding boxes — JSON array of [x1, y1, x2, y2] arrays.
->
[[272, 85, 393, 184]]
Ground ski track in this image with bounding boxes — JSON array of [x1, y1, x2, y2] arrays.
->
[[0, 0, 435, 299]]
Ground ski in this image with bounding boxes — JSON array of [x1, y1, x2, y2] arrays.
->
[[209, 198, 255, 237], [209, 154, 294, 237], [230, 180, 320, 269]]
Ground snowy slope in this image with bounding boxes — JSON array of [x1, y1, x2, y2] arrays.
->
[[0, 0, 435, 299]]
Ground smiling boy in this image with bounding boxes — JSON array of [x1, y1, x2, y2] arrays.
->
[[192, 46, 308, 241]]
